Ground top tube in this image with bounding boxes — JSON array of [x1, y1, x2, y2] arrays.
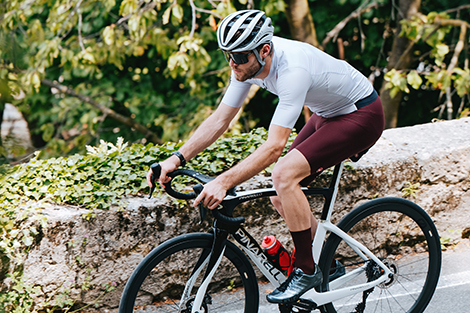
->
[[149, 161, 345, 226]]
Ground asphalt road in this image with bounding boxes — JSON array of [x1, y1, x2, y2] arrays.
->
[[108, 240, 470, 313], [255, 240, 470, 313]]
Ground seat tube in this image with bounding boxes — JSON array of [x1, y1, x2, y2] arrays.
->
[[321, 162, 344, 222]]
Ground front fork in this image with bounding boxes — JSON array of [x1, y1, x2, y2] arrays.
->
[[184, 228, 229, 313]]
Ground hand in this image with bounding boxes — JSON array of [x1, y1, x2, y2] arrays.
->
[[193, 179, 228, 210], [146, 155, 180, 188]]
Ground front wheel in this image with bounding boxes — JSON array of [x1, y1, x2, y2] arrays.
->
[[119, 233, 259, 313], [319, 197, 441, 313]]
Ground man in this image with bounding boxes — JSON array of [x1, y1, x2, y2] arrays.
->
[[147, 9, 384, 304]]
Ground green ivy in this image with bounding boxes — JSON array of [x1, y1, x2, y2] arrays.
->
[[0, 127, 295, 312]]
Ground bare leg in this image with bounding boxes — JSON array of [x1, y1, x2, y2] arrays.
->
[[270, 196, 317, 240], [271, 149, 318, 274]]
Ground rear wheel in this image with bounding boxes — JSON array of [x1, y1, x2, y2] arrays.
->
[[319, 197, 441, 313], [119, 233, 259, 313]]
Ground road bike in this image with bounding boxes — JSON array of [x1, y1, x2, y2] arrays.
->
[[118, 160, 441, 313]]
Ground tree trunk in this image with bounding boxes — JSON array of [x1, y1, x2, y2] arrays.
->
[[379, 0, 421, 129], [285, 0, 318, 122], [285, 0, 319, 47]]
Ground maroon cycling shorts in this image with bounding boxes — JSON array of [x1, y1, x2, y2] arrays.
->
[[288, 95, 384, 186]]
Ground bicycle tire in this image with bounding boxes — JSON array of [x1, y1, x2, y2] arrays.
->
[[119, 233, 259, 313], [318, 197, 441, 313]]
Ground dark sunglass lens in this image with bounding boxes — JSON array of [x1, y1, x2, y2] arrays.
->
[[222, 51, 231, 63], [231, 53, 249, 64], [222, 51, 249, 65]]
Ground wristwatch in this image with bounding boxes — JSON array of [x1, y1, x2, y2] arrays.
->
[[171, 151, 187, 167]]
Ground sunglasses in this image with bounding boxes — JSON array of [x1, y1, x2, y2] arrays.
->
[[222, 50, 253, 65]]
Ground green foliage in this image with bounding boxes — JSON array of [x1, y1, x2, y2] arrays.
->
[[0, 127, 292, 311], [385, 10, 469, 110], [401, 181, 420, 198], [0, 0, 286, 157], [440, 229, 461, 251]]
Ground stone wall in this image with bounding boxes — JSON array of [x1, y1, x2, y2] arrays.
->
[[11, 118, 470, 310]]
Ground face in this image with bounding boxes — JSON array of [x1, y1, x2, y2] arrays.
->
[[224, 51, 262, 82]]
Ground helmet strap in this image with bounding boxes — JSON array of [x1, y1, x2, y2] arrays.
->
[[249, 42, 272, 79]]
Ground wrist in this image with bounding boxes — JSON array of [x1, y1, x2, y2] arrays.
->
[[215, 174, 232, 191], [171, 151, 187, 167]]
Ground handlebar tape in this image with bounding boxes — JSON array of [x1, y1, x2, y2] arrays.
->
[[193, 184, 245, 227], [149, 163, 244, 226]]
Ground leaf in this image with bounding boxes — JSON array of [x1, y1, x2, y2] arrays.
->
[[162, 6, 172, 25], [407, 70, 423, 90], [102, 25, 115, 45], [31, 72, 41, 91], [172, 5, 183, 23], [389, 86, 400, 99]]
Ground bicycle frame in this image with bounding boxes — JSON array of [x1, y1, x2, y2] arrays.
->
[[185, 161, 393, 312]]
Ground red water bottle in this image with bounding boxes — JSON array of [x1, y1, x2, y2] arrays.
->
[[262, 235, 291, 272]]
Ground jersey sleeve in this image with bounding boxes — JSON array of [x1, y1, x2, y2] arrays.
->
[[220, 72, 252, 108], [270, 67, 312, 129]]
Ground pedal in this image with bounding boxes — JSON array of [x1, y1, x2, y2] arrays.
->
[[278, 299, 317, 313], [293, 298, 318, 312]]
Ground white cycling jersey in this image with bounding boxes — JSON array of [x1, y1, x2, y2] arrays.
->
[[221, 36, 374, 129]]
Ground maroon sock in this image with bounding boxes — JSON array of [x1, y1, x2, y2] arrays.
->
[[290, 228, 315, 275]]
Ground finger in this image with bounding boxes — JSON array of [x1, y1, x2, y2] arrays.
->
[[194, 193, 204, 207], [147, 171, 153, 187], [208, 200, 221, 210]]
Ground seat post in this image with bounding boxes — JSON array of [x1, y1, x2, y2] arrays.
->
[[319, 161, 344, 222]]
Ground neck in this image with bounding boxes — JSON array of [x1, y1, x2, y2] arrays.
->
[[254, 54, 272, 79]]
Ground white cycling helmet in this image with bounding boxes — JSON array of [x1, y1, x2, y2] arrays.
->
[[217, 10, 274, 52]]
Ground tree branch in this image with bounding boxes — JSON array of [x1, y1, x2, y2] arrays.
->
[[447, 21, 467, 72], [444, 5, 470, 14], [321, 1, 383, 49], [41, 79, 162, 145], [188, 0, 197, 38]]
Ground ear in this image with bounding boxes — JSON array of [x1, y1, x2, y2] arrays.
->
[[261, 43, 271, 58]]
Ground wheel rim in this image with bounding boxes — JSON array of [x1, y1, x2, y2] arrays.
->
[[321, 202, 440, 313], [121, 235, 257, 313]]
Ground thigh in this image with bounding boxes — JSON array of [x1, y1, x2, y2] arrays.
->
[[292, 98, 384, 185]]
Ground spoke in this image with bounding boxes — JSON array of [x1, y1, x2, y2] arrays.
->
[[371, 288, 383, 313], [384, 288, 408, 312], [395, 272, 426, 292], [396, 256, 428, 268]]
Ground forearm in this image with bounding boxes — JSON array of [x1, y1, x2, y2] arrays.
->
[[178, 104, 239, 162], [216, 141, 283, 189], [192, 124, 291, 209], [179, 119, 227, 161]]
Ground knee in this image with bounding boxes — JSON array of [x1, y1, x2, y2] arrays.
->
[[271, 160, 293, 193], [270, 196, 285, 217]]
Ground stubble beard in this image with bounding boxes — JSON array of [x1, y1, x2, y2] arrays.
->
[[233, 61, 261, 82]]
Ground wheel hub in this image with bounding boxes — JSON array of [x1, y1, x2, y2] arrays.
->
[[379, 258, 398, 289], [181, 295, 211, 313]]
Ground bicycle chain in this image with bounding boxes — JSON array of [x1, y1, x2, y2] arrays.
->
[[352, 261, 383, 313]]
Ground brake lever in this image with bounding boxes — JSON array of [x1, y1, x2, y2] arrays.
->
[[192, 184, 207, 224], [148, 163, 161, 199]]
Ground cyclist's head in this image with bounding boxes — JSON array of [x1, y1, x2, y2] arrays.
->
[[217, 10, 274, 77], [217, 10, 273, 53]]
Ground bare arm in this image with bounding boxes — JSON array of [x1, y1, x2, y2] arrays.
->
[[147, 103, 240, 186], [178, 103, 240, 161], [194, 124, 292, 209]]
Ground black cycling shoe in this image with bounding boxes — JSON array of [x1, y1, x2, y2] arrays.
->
[[329, 259, 346, 282], [267, 265, 323, 304]]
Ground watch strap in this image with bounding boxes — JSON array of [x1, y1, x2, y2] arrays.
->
[[171, 151, 187, 167]]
